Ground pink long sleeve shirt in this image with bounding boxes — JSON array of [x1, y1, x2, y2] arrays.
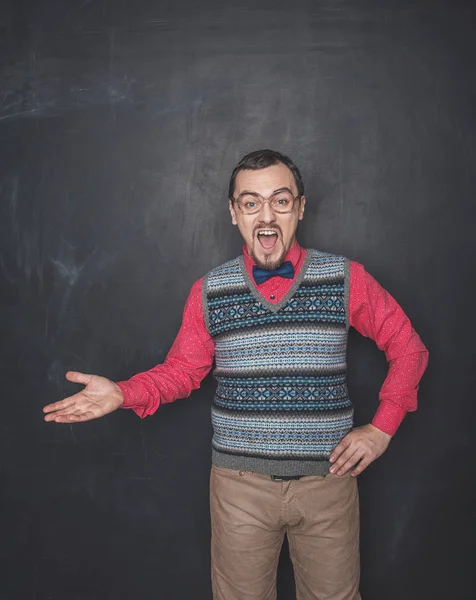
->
[[118, 240, 429, 436]]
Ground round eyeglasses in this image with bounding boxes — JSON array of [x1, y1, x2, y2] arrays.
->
[[231, 190, 301, 215]]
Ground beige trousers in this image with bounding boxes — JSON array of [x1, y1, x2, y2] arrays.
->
[[210, 465, 361, 600]]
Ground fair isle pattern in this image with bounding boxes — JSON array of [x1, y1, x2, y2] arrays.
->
[[203, 250, 353, 475]]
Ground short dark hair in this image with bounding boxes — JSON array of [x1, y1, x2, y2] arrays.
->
[[228, 149, 305, 200]]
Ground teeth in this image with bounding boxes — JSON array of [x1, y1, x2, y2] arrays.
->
[[257, 231, 278, 236]]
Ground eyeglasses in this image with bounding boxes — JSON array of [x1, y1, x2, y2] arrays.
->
[[231, 190, 301, 215]]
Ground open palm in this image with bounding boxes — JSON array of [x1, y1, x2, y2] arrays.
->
[[43, 371, 124, 423]]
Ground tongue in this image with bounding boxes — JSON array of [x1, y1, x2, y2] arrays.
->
[[259, 234, 278, 249]]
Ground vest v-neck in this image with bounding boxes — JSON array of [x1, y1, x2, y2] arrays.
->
[[238, 250, 313, 314]]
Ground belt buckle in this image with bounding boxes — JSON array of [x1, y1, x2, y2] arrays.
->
[[270, 474, 302, 481]]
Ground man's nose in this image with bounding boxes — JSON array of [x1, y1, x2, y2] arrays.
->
[[259, 201, 277, 222]]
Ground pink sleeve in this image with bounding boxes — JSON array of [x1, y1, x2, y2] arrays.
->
[[349, 261, 429, 436], [116, 278, 215, 418]]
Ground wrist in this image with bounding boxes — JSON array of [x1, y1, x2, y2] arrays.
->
[[372, 399, 407, 436], [369, 423, 392, 440], [114, 381, 128, 407]]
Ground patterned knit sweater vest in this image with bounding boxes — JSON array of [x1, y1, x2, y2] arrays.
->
[[203, 249, 353, 476]]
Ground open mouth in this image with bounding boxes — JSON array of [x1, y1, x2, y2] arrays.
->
[[257, 230, 279, 250]]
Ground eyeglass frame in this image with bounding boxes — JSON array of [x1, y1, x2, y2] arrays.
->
[[230, 187, 303, 215]]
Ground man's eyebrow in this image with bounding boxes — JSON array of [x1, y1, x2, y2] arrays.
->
[[237, 187, 294, 198]]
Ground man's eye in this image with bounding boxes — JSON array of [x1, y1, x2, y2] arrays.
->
[[275, 197, 290, 206], [245, 201, 256, 209]]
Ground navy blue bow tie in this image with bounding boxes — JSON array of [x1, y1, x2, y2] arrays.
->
[[252, 261, 295, 285]]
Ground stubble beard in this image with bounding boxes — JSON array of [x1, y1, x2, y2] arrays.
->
[[250, 246, 287, 271]]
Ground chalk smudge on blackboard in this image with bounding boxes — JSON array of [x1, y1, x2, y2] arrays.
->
[[50, 258, 83, 287]]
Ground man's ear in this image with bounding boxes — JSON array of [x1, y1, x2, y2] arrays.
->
[[228, 199, 238, 225], [298, 196, 306, 220]]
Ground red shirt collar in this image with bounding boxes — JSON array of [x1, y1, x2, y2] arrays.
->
[[242, 238, 304, 274]]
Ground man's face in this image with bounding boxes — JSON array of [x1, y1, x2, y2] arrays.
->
[[228, 163, 306, 270]]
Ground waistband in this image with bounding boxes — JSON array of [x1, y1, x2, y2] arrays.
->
[[212, 448, 331, 477]]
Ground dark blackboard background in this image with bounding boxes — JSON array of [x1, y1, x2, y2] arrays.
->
[[1, 1, 475, 599]]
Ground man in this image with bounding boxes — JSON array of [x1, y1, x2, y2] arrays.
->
[[43, 149, 429, 600]]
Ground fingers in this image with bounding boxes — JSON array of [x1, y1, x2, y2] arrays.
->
[[43, 372, 94, 419], [43, 390, 90, 421], [43, 395, 78, 415], [330, 447, 362, 476], [44, 401, 83, 421], [49, 410, 97, 423], [329, 436, 352, 463], [351, 458, 372, 477], [65, 371, 94, 386]]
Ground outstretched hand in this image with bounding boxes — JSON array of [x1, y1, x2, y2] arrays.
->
[[43, 371, 124, 423], [329, 424, 392, 477]]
